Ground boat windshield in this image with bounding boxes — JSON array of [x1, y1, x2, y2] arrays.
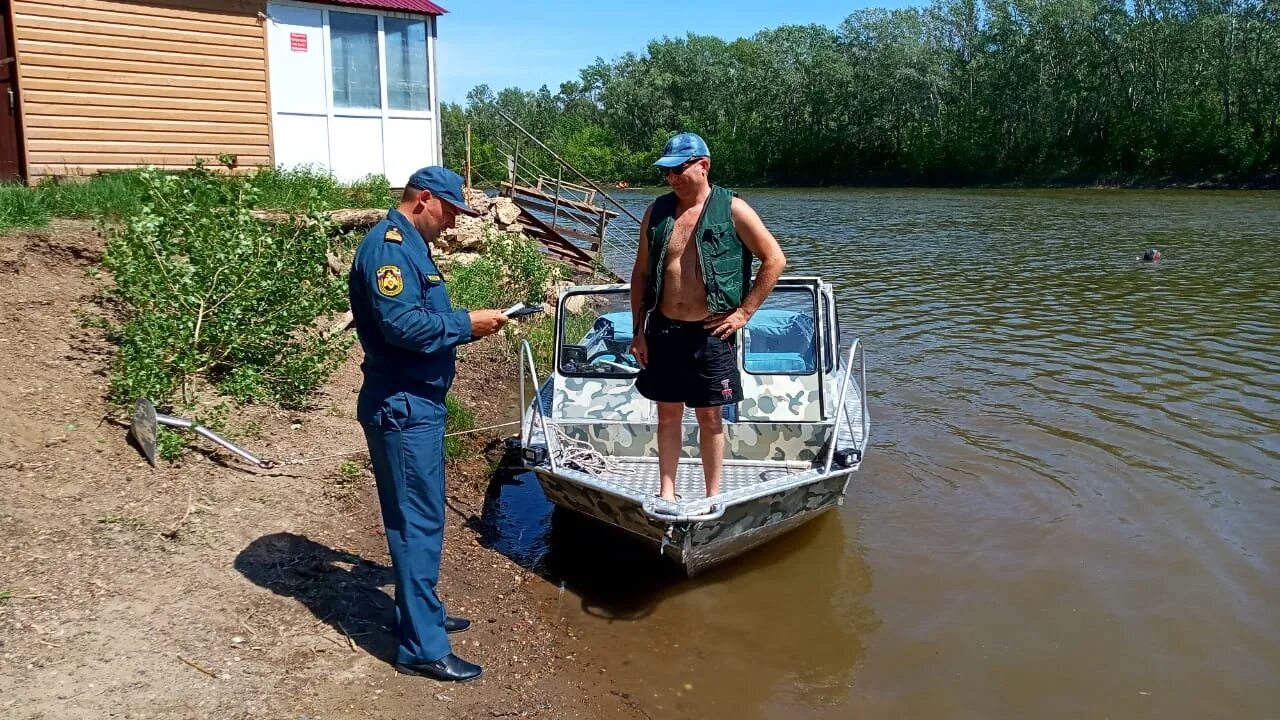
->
[[555, 285, 821, 378], [742, 287, 818, 376], [557, 289, 639, 377]]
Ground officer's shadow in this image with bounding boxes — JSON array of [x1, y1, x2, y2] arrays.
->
[[234, 532, 398, 664]]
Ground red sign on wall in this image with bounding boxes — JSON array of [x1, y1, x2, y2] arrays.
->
[[290, 32, 308, 52]]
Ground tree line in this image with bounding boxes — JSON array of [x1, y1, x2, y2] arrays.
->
[[443, 0, 1279, 186]]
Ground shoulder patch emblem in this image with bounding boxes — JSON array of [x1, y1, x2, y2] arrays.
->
[[384, 227, 403, 243], [376, 265, 403, 297]]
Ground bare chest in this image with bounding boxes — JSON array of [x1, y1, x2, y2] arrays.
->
[[665, 207, 703, 261]]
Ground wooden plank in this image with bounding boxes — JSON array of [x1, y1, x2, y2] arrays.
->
[[547, 224, 607, 249], [536, 174, 596, 202], [14, 3, 265, 38], [22, 77, 265, 103], [19, 51, 264, 82], [515, 194, 607, 230], [502, 182, 617, 218], [16, 39, 264, 70], [25, 104, 268, 123], [13, 14, 263, 50], [15, 0, 263, 27], [518, 209, 596, 264], [28, 140, 269, 155], [26, 115, 269, 135], [21, 66, 265, 93], [28, 153, 271, 168], [21, 90, 268, 113], [26, 128, 269, 144], [14, 27, 264, 61]]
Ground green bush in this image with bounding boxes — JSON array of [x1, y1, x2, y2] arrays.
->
[[103, 165, 352, 409], [448, 227, 562, 310]]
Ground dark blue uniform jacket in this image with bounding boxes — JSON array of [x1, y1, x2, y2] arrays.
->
[[349, 209, 472, 420]]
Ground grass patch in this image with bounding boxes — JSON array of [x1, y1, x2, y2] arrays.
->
[[0, 184, 52, 232], [0, 164, 394, 236], [445, 393, 475, 459], [97, 512, 147, 531], [38, 172, 148, 221], [248, 166, 393, 211]]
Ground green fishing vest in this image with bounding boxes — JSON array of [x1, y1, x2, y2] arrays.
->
[[643, 185, 750, 314]]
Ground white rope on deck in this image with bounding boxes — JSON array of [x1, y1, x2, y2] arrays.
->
[[550, 424, 631, 477]]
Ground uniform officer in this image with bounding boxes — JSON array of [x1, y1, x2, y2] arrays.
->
[[348, 166, 508, 682]]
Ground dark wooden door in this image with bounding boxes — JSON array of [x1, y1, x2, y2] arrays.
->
[[0, 0, 24, 182]]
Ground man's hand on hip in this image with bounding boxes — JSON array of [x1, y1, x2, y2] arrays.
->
[[629, 334, 648, 369], [704, 308, 749, 340], [469, 310, 509, 338]]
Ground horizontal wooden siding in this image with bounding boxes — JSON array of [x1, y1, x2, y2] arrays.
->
[[13, 0, 271, 181]]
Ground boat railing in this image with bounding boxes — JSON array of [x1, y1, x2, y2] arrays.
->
[[519, 339, 560, 473], [823, 338, 869, 475]]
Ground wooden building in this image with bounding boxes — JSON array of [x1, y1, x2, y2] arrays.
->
[[0, 0, 449, 184]]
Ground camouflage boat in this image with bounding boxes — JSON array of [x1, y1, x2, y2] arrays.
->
[[513, 277, 869, 575]]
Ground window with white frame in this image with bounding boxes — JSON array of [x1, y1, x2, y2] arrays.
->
[[385, 17, 430, 111], [328, 10, 430, 112]]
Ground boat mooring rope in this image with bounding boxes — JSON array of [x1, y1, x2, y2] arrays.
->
[[550, 424, 630, 477], [283, 420, 521, 466]]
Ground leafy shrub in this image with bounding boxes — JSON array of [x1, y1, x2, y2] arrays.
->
[[448, 226, 562, 310], [103, 165, 352, 409]]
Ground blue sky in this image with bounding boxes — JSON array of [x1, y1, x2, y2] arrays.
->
[[434, 0, 916, 104]]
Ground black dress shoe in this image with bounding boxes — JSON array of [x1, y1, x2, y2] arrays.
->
[[444, 615, 471, 634], [395, 653, 483, 682]]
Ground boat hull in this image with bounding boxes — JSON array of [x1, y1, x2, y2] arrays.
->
[[531, 468, 853, 575]]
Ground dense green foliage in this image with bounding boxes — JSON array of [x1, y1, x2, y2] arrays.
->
[[0, 167, 391, 234], [447, 227, 563, 310], [102, 165, 353, 409], [446, 0, 1280, 185]]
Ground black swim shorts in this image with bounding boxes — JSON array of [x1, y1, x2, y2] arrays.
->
[[634, 311, 743, 407]]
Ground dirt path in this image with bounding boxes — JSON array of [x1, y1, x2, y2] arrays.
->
[[0, 223, 641, 719]]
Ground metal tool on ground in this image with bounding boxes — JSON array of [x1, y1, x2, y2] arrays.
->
[[130, 398, 268, 468]]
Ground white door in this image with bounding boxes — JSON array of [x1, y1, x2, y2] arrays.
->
[[266, 2, 439, 184]]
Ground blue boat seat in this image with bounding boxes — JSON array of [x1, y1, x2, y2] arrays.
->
[[744, 352, 814, 374]]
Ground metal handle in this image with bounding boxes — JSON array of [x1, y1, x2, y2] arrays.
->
[[519, 339, 558, 472], [8, 88, 14, 114], [156, 413, 265, 467], [642, 501, 725, 523], [823, 339, 860, 473]]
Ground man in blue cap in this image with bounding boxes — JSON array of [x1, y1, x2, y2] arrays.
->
[[628, 133, 787, 501], [349, 166, 509, 682]]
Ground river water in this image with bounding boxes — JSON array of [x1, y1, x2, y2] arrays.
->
[[481, 188, 1280, 719]]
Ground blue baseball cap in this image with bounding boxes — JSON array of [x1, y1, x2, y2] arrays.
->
[[654, 132, 710, 167], [405, 166, 478, 215]]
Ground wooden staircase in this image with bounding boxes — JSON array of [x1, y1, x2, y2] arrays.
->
[[499, 177, 618, 273], [470, 110, 641, 280]]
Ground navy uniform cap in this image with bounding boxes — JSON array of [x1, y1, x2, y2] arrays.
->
[[406, 166, 478, 215]]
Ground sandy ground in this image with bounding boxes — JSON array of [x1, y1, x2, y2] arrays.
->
[[0, 222, 643, 719]]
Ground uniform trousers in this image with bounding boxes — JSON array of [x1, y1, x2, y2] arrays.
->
[[361, 389, 451, 664]]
